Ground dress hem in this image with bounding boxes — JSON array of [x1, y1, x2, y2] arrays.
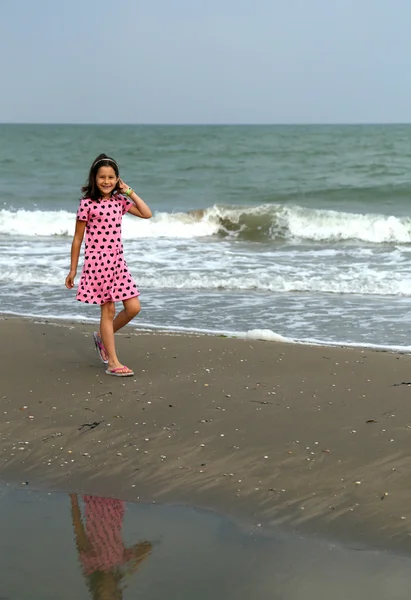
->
[[76, 292, 140, 305]]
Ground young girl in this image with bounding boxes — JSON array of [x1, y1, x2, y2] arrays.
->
[[65, 154, 152, 377], [70, 494, 152, 599]]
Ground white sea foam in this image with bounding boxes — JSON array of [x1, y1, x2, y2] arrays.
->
[[0, 208, 220, 239], [2, 308, 410, 352], [2, 203, 411, 243], [281, 205, 411, 244], [135, 273, 411, 296], [244, 329, 294, 343], [242, 329, 411, 353], [2, 265, 411, 296]]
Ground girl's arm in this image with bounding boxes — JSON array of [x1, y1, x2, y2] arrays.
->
[[65, 220, 86, 289], [119, 180, 152, 219], [123, 541, 152, 575]]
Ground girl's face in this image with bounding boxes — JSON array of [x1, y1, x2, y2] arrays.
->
[[96, 166, 119, 198]]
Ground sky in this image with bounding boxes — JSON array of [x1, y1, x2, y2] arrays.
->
[[1, 0, 411, 124]]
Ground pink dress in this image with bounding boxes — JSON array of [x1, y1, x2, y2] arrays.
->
[[80, 496, 127, 575], [76, 194, 140, 305]]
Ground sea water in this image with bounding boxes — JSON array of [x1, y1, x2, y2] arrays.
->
[[1, 124, 411, 349]]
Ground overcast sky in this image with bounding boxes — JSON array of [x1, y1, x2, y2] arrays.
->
[[1, 0, 411, 124]]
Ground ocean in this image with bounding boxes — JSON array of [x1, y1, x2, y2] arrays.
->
[[1, 123, 411, 349]]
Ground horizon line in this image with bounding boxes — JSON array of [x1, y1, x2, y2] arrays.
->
[[1, 121, 411, 127]]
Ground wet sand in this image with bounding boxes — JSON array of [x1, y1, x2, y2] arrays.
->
[[1, 315, 411, 552], [4, 487, 411, 600]]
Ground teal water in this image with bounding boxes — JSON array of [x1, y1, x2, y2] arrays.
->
[[2, 486, 411, 599], [1, 124, 411, 348], [3, 124, 411, 214]]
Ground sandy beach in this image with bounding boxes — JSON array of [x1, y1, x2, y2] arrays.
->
[[1, 315, 411, 552]]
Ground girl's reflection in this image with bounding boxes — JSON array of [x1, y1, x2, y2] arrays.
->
[[70, 494, 152, 599]]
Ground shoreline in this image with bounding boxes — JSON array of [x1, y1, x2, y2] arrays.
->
[[2, 315, 411, 553], [1, 309, 410, 355]]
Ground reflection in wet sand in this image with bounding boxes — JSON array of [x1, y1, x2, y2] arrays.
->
[[3, 486, 411, 600], [70, 494, 152, 600]]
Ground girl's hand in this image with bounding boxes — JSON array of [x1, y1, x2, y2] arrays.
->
[[65, 270, 76, 289], [118, 179, 130, 194]]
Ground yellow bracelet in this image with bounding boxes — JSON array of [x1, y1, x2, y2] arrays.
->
[[126, 187, 133, 197]]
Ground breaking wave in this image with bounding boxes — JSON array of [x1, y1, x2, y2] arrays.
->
[[1, 203, 411, 244]]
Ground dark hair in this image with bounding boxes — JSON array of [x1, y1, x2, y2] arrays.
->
[[82, 153, 120, 201]]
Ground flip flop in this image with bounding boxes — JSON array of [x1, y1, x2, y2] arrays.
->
[[105, 366, 134, 377], [93, 332, 108, 364]]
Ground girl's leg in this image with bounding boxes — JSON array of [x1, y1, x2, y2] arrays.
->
[[113, 298, 141, 333], [100, 301, 123, 369]]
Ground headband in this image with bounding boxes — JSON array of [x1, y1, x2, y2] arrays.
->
[[93, 158, 118, 169]]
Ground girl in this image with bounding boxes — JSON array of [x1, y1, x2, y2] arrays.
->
[[70, 494, 152, 599], [65, 154, 152, 377]]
